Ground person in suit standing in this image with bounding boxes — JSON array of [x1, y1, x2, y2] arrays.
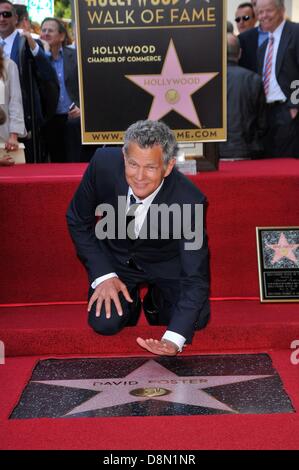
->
[[0, 1, 59, 163], [219, 34, 267, 160], [238, 0, 269, 72], [66, 120, 210, 356], [40, 17, 86, 163], [257, 0, 299, 157]]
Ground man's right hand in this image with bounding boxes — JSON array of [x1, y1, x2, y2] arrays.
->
[[87, 278, 133, 319]]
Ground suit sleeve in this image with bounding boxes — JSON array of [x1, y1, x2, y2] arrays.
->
[[66, 156, 115, 284], [167, 195, 210, 339], [32, 44, 58, 83]]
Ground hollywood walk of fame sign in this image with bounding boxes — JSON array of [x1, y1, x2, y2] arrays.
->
[[74, 0, 226, 147], [256, 227, 299, 302], [10, 354, 294, 419]]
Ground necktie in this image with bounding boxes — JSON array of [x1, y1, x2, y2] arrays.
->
[[0, 39, 6, 52], [263, 35, 274, 96], [126, 194, 142, 241]]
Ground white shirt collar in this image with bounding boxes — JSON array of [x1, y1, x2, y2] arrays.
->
[[1, 30, 18, 48], [128, 179, 164, 209], [271, 20, 286, 39]]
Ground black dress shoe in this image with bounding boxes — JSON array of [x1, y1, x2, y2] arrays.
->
[[143, 285, 163, 325], [126, 287, 142, 326]]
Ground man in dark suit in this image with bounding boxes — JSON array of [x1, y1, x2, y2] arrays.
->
[[67, 120, 210, 356], [40, 17, 84, 163], [256, 0, 299, 157], [0, 0, 59, 163], [238, 1, 269, 72], [219, 34, 267, 159]]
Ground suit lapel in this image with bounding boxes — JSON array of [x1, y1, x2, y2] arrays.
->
[[63, 47, 73, 83], [10, 32, 20, 66], [257, 38, 268, 76], [116, 161, 128, 214], [276, 22, 292, 77]]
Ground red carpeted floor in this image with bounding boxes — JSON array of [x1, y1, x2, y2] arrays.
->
[[0, 349, 299, 450], [0, 300, 299, 450], [0, 300, 299, 356]]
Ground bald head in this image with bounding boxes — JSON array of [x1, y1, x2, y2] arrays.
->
[[227, 33, 241, 62]]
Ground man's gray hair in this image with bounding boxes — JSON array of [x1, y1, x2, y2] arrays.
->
[[123, 120, 179, 165], [256, 0, 284, 8], [273, 0, 285, 7]]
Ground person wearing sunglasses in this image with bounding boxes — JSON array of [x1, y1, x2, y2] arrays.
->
[[235, 2, 257, 34]]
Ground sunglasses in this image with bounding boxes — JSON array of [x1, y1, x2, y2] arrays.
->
[[235, 15, 252, 23], [0, 11, 13, 18]]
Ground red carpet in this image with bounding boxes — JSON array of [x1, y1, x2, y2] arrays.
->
[[1, 158, 299, 303], [1, 159, 299, 450], [1, 300, 299, 356], [0, 350, 299, 450]]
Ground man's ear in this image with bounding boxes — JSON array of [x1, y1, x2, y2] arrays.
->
[[164, 158, 176, 177]]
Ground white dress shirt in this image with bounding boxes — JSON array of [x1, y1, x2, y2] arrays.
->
[[0, 30, 39, 58], [263, 20, 287, 103], [91, 182, 186, 352]]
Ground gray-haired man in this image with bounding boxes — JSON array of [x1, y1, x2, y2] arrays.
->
[[67, 120, 210, 356]]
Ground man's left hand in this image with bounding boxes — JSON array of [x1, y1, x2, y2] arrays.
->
[[136, 337, 179, 356], [68, 106, 81, 119], [290, 108, 298, 120]]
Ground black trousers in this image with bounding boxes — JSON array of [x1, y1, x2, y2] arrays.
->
[[263, 102, 299, 158], [87, 258, 209, 341], [42, 114, 83, 163]]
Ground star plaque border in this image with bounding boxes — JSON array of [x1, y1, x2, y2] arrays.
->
[[256, 227, 299, 303]]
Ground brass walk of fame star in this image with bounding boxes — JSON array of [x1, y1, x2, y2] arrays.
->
[[267, 233, 299, 264], [126, 40, 218, 128], [33, 360, 271, 417]]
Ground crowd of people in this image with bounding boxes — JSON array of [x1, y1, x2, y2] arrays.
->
[[0, 1, 93, 167], [0, 0, 298, 167], [222, 0, 299, 160]]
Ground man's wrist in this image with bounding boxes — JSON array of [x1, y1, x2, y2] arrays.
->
[[91, 273, 118, 289], [162, 331, 186, 352]]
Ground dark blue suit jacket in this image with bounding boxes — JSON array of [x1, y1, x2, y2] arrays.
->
[[66, 147, 210, 339], [10, 33, 59, 130], [239, 27, 259, 72]]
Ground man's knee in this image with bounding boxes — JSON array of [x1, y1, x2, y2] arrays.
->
[[88, 313, 126, 336]]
